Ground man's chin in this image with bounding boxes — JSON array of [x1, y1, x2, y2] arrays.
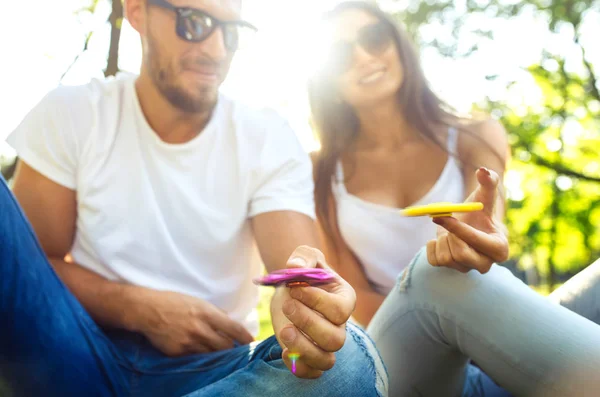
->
[[163, 88, 218, 114], [186, 85, 219, 108]]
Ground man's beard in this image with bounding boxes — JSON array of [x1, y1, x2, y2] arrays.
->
[[147, 38, 219, 114]]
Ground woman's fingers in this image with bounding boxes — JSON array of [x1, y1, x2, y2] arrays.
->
[[446, 233, 494, 274], [427, 232, 494, 274], [427, 237, 469, 272], [433, 217, 508, 263]]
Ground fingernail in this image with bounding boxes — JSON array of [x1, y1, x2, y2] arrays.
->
[[288, 257, 307, 268], [432, 217, 444, 225], [290, 288, 303, 300], [283, 299, 296, 316], [479, 167, 491, 176], [281, 327, 296, 343]]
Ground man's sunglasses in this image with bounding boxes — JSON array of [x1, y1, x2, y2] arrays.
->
[[148, 0, 258, 52], [326, 22, 394, 74]]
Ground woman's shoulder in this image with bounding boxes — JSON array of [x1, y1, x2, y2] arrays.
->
[[455, 116, 509, 162], [455, 115, 506, 137]]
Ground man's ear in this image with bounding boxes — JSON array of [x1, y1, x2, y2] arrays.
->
[[125, 0, 146, 35]]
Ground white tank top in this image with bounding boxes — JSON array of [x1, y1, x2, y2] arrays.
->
[[333, 128, 465, 295]]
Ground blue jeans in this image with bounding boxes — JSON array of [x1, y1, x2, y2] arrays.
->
[[0, 175, 388, 397], [368, 248, 600, 397]]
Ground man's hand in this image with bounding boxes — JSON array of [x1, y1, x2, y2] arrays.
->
[[128, 288, 254, 356], [426, 167, 509, 274], [270, 246, 357, 379]]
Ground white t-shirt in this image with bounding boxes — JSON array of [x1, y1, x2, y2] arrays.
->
[[6, 72, 315, 335]]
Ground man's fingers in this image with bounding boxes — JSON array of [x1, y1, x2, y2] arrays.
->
[[287, 245, 326, 269], [285, 245, 356, 321], [282, 348, 324, 379], [180, 343, 212, 356], [207, 310, 254, 345], [282, 297, 346, 353], [192, 323, 234, 351], [433, 217, 508, 262], [279, 326, 336, 372], [155, 338, 211, 356], [289, 286, 352, 326]]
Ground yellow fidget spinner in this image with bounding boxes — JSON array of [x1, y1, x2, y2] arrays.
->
[[400, 202, 484, 218]]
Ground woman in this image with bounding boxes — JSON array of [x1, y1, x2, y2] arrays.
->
[[307, 1, 600, 396]]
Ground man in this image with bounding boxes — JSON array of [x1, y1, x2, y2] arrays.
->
[[0, 0, 388, 395]]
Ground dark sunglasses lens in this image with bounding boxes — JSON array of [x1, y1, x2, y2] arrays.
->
[[360, 23, 393, 55], [177, 9, 214, 42]]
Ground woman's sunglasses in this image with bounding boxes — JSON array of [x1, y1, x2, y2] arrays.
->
[[148, 0, 258, 52], [326, 22, 394, 74]]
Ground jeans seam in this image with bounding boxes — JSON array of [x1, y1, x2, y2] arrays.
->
[[398, 247, 424, 292], [127, 346, 143, 397], [347, 322, 389, 397]]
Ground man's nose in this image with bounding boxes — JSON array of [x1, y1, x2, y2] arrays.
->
[[199, 26, 228, 61]]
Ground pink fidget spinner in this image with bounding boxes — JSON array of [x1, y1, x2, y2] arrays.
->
[[253, 268, 336, 288]]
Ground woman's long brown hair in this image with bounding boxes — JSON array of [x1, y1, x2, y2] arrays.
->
[[310, 1, 479, 243]]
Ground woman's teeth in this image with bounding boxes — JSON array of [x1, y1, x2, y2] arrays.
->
[[360, 70, 385, 85]]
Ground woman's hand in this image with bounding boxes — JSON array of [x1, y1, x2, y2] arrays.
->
[[426, 167, 509, 273]]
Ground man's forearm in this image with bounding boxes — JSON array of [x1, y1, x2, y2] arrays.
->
[[49, 258, 144, 331]]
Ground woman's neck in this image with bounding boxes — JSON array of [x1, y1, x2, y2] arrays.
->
[[354, 99, 421, 150]]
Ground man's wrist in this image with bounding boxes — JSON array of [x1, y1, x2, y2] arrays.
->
[[118, 284, 151, 333]]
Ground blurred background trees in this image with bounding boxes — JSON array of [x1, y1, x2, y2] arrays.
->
[[391, 0, 599, 292]]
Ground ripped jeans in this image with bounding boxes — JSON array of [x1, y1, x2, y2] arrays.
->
[[367, 247, 600, 397]]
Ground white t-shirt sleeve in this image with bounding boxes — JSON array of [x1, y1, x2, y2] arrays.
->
[[6, 88, 82, 189], [249, 117, 315, 219]]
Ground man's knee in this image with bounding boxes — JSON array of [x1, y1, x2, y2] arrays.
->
[[330, 322, 388, 397]]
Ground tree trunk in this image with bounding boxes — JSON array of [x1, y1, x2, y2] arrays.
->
[[105, 0, 123, 77]]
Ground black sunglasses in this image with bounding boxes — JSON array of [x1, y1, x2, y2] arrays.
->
[[326, 22, 394, 73], [148, 0, 258, 52]]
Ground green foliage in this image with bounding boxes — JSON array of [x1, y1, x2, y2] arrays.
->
[[391, 0, 600, 290]]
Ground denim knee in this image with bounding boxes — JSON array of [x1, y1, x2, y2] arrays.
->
[[339, 322, 389, 397]]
